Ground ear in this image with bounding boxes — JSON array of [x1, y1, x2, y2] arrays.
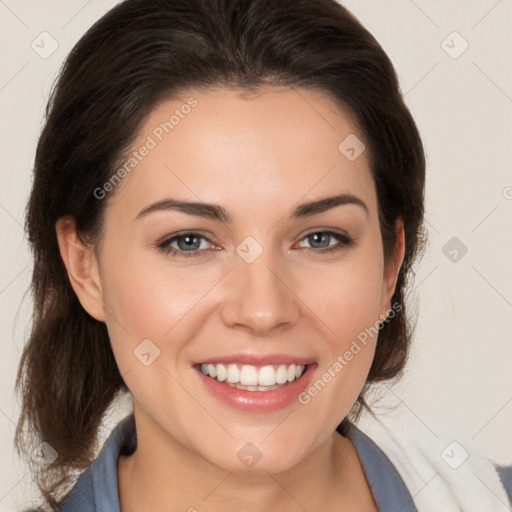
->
[[380, 217, 406, 317], [55, 216, 106, 322]]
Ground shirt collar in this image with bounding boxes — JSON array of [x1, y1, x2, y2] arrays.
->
[[62, 414, 418, 512]]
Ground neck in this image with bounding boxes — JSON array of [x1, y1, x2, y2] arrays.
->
[[118, 407, 375, 512]]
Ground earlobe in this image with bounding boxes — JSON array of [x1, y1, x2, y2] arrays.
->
[[55, 216, 106, 322], [381, 217, 406, 314]]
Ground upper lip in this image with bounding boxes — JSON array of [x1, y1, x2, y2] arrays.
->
[[194, 353, 316, 366]]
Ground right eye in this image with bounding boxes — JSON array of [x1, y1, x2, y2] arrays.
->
[[157, 232, 215, 258]]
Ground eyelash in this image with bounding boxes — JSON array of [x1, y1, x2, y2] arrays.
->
[[157, 230, 354, 258]]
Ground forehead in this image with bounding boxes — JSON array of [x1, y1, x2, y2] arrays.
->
[[108, 86, 375, 220]]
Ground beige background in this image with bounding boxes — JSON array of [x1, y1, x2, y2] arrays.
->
[[1, 0, 511, 509]]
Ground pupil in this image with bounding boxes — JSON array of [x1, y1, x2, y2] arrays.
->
[[178, 235, 200, 251], [309, 233, 329, 248]]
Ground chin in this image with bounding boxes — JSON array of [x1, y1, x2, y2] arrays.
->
[[193, 433, 315, 475]]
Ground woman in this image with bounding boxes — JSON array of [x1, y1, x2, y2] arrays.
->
[[15, 0, 511, 511]]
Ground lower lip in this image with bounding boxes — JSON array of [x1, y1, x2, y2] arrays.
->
[[195, 365, 317, 412]]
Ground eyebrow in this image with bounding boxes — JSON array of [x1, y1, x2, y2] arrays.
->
[[135, 193, 369, 223]]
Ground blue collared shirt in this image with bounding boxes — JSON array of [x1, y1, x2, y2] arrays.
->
[[58, 415, 511, 511]]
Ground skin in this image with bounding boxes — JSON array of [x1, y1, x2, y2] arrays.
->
[[56, 85, 405, 511]]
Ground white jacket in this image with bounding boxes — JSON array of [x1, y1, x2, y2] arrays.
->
[[356, 412, 511, 511]]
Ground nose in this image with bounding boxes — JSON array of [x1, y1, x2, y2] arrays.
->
[[221, 245, 301, 336]]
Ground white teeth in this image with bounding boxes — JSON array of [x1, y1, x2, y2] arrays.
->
[[216, 364, 227, 382], [199, 362, 306, 389], [258, 365, 276, 386], [275, 365, 288, 384], [226, 364, 239, 383], [207, 364, 217, 379], [287, 364, 296, 382], [240, 365, 258, 386]]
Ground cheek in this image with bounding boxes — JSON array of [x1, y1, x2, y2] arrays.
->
[[99, 254, 203, 419], [99, 249, 231, 390], [302, 252, 384, 342], [102, 253, 211, 338], [295, 252, 383, 412]]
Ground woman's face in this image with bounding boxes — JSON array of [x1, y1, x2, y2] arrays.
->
[[89, 86, 403, 472]]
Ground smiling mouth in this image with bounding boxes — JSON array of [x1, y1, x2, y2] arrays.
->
[[196, 363, 308, 392]]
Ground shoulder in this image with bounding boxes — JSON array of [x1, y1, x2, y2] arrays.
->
[[496, 464, 512, 504], [57, 471, 95, 512], [354, 413, 512, 511], [345, 423, 419, 511], [57, 415, 136, 512]]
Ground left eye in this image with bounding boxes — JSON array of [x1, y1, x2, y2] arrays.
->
[[296, 230, 351, 251], [157, 230, 353, 258]]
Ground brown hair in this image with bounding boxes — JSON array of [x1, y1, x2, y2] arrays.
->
[[15, 0, 426, 508]]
